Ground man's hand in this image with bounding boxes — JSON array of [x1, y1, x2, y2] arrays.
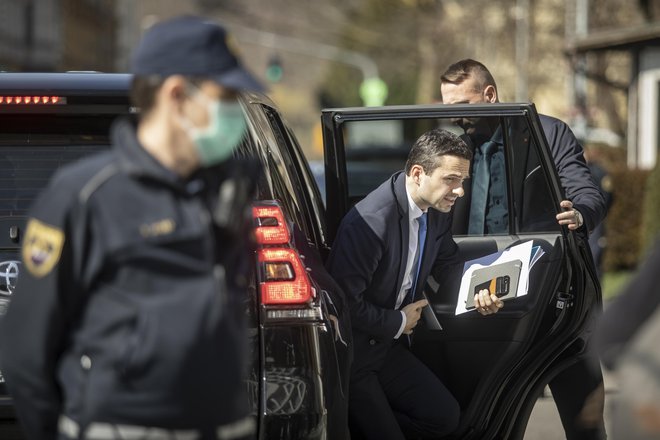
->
[[474, 289, 504, 316], [555, 200, 584, 230], [402, 299, 428, 334]]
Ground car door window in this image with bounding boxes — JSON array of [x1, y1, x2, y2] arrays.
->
[[331, 114, 561, 238], [506, 117, 562, 234], [331, 116, 512, 236]]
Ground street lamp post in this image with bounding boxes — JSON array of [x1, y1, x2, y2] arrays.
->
[[227, 23, 387, 106]]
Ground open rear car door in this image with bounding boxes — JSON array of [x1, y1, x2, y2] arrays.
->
[[322, 103, 601, 439]]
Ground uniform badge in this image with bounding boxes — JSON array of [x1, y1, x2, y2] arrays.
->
[[601, 175, 613, 193], [225, 33, 241, 57], [139, 218, 176, 238], [22, 218, 65, 278]]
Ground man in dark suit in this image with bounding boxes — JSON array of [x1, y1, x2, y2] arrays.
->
[[440, 59, 607, 440], [327, 128, 504, 439]]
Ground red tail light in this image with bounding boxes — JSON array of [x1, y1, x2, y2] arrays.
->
[[253, 205, 290, 245], [0, 96, 66, 105], [258, 248, 312, 304], [253, 202, 313, 306]]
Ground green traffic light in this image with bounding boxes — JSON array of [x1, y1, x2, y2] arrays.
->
[[359, 77, 388, 107], [266, 64, 283, 83], [266, 56, 283, 83]]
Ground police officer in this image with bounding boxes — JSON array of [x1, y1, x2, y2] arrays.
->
[[0, 16, 263, 440]]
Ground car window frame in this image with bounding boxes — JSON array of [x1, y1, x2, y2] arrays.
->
[[322, 103, 567, 244], [241, 99, 326, 249]]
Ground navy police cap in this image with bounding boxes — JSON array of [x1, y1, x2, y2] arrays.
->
[[131, 15, 265, 92]]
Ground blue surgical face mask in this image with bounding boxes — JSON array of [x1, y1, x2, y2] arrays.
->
[[184, 90, 247, 167]]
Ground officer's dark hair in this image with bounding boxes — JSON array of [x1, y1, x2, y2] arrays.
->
[[130, 75, 207, 117], [440, 59, 498, 96], [405, 128, 472, 175]]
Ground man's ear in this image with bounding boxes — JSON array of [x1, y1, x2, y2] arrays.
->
[[160, 75, 189, 114], [410, 164, 424, 183], [484, 85, 498, 103]]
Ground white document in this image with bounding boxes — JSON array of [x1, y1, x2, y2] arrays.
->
[[455, 240, 534, 315]]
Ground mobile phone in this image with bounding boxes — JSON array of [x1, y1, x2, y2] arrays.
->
[[473, 275, 511, 298], [465, 259, 522, 310]]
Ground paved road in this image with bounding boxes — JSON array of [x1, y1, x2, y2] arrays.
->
[[524, 369, 617, 439]]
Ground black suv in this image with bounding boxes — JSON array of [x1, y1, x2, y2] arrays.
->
[[0, 73, 600, 440], [0, 73, 350, 440]]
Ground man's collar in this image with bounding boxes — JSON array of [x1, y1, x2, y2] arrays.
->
[[111, 117, 186, 189], [471, 124, 504, 147], [405, 179, 424, 220]]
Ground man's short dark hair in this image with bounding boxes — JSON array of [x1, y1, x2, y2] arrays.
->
[[130, 75, 207, 117], [405, 128, 472, 175], [130, 75, 165, 116], [440, 59, 498, 95]]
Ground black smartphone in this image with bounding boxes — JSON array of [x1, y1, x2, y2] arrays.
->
[[473, 275, 511, 297]]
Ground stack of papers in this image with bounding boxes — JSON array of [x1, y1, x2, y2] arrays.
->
[[529, 245, 545, 270], [455, 241, 545, 315]]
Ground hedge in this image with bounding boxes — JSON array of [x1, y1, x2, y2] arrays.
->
[[641, 158, 660, 254], [602, 167, 650, 271], [577, 144, 647, 271]]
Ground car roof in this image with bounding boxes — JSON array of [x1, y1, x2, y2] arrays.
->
[[0, 73, 277, 109], [0, 72, 132, 97]]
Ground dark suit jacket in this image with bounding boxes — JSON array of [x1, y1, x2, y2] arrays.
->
[[452, 114, 605, 235], [326, 172, 459, 373]]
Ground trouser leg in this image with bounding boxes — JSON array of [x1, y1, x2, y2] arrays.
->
[[349, 370, 407, 440], [379, 343, 460, 439], [349, 342, 460, 440], [549, 353, 607, 440]]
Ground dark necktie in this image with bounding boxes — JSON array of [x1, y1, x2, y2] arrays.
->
[[469, 141, 498, 234], [408, 212, 428, 303]]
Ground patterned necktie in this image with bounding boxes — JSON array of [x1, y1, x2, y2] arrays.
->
[[469, 141, 498, 234], [409, 212, 428, 303]]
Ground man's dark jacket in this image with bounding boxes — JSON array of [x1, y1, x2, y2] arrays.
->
[[326, 172, 460, 373], [453, 114, 605, 235]]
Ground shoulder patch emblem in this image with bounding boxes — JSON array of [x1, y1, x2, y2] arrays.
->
[[601, 175, 613, 193], [140, 218, 176, 238], [22, 218, 65, 278]]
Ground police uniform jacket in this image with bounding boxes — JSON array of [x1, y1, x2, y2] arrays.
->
[[0, 117, 257, 438]]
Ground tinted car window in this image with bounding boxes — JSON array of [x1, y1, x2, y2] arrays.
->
[[506, 118, 561, 233], [237, 104, 315, 242], [0, 141, 106, 216], [0, 114, 115, 218], [335, 115, 561, 236]]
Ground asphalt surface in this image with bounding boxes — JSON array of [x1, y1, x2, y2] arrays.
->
[[524, 368, 617, 439]]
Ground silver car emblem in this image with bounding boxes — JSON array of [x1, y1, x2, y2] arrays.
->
[[0, 260, 20, 296]]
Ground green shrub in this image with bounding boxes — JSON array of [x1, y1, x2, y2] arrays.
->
[[584, 144, 649, 271], [603, 167, 650, 271], [641, 161, 660, 253]]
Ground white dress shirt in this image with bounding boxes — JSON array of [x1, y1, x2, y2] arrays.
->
[[394, 185, 426, 339]]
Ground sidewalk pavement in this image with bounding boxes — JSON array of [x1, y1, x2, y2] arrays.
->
[[524, 367, 617, 439]]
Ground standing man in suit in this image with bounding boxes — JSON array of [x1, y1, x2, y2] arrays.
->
[[440, 59, 607, 440], [327, 128, 504, 439], [440, 59, 605, 236]]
